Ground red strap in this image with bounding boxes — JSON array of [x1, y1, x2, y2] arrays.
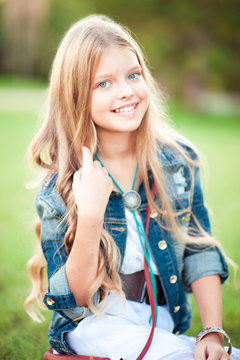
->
[[136, 182, 157, 360]]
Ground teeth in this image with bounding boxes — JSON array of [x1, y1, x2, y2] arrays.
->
[[115, 104, 136, 113]]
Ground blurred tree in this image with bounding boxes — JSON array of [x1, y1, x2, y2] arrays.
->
[[0, 0, 239, 97], [2, 0, 49, 77]]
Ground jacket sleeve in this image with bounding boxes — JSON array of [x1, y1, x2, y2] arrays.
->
[[36, 172, 96, 320], [182, 163, 229, 291]]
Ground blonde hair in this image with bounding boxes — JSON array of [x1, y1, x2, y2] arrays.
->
[[25, 14, 226, 321]]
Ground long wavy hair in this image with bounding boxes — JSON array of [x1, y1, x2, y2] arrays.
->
[[25, 14, 225, 322]]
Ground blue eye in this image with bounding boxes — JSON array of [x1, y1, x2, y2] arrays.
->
[[129, 73, 139, 80], [98, 81, 109, 88]]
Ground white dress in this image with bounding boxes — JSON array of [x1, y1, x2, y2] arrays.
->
[[61, 210, 240, 360]]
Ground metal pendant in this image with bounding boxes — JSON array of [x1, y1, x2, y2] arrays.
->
[[123, 190, 141, 211]]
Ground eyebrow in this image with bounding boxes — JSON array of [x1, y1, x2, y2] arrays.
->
[[94, 65, 142, 82]]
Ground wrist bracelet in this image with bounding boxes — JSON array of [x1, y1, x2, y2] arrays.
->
[[196, 326, 232, 355]]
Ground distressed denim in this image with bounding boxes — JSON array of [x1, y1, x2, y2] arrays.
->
[[36, 143, 229, 355]]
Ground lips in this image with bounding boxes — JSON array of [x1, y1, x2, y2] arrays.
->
[[112, 103, 138, 113]]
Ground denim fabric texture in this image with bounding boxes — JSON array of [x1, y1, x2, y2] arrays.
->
[[35, 144, 229, 355]]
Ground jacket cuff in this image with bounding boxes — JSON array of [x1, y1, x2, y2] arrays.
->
[[44, 264, 95, 320], [183, 248, 229, 292]]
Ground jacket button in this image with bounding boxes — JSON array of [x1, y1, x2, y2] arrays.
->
[[182, 213, 190, 223], [174, 305, 180, 313], [150, 210, 158, 218], [46, 297, 55, 306], [158, 240, 167, 250], [169, 275, 177, 284]]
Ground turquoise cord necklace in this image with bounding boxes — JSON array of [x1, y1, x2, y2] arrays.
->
[[95, 153, 141, 211], [95, 153, 158, 325]]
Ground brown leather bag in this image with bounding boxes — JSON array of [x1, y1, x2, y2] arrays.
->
[[43, 347, 110, 360]]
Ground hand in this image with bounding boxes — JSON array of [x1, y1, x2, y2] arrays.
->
[[194, 332, 230, 360], [72, 147, 113, 219]]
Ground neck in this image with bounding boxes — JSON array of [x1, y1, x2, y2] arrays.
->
[[97, 129, 137, 161], [96, 129, 140, 194]]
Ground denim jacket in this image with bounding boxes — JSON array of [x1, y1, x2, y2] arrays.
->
[[35, 144, 229, 355]]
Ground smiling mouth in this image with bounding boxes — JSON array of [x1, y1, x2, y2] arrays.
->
[[112, 103, 138, 113]]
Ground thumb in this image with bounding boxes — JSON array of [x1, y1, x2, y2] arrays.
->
[[82, 146, 93, 172]]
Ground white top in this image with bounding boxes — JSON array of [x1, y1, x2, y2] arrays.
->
[[120, 208, 159, 275], [64, 291, 240, 359], [63, 211, 240, 360]]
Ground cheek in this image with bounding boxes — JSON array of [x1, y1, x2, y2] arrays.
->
[[90, 93, 110, 115], [137, 80, 149, 101], [90, 93, 106, 119], [140, 82, 149, 108]]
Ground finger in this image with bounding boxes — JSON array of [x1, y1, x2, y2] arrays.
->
[[93, 160, 103, 170], [72, 169, 82, 187], [73, 168, 82, 179], [102, 166, 109, 175], [193, 347, 206, 360], [194, 352, 206, 360], [93, 160, 109, 176], [207, 350, 225, 360], [82, 146, 93, 171], [220, 353, 230, 360]]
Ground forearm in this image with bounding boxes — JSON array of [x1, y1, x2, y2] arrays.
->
[[191, 274, 223, 328], [191, 274, 225, 347], [66, 147, 113, 307], [65, 214, 103, 306]]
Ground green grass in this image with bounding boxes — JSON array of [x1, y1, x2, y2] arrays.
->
[[0, 79, 239, 359], [0, 109, 51, 359], [0, 75, 47, 89], [168, 102, 240, 344]]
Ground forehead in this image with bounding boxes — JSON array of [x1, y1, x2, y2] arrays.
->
[[94, 46, 140, 77]]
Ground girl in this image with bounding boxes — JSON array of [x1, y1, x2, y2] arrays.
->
[[25, 15, 240, 360]]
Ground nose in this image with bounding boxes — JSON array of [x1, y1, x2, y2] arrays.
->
[[117, 81, 134, 99]]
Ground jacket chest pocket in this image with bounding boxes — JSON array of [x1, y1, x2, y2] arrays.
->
[[103, 219, 127, 239], [103, 219, 127, 261]]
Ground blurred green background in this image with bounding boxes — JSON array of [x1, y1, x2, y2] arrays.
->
[[0, 0, 239, 359]]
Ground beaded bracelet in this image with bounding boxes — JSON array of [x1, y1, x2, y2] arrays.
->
[[196, 326, 232, 355]]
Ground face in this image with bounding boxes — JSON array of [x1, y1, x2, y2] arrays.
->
[[90, 46, 149, 136]]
